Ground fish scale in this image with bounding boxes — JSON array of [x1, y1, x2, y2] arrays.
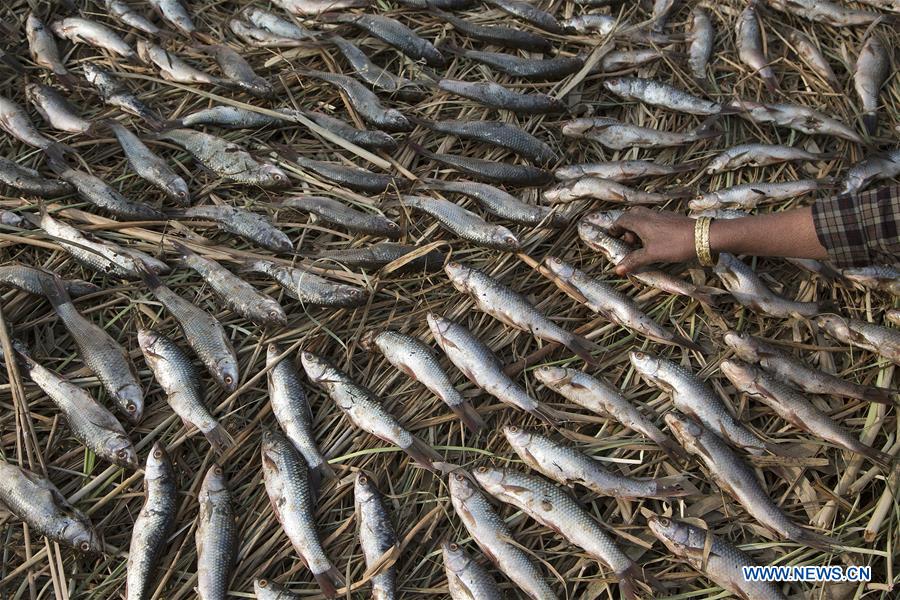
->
[[243, 258, 369, 307], [196, 465, 237, 600], [354, 473, 398, 600], [442, 540, 502, 600]]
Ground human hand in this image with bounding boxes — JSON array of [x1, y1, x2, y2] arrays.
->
[[607, 208, 696, 275]]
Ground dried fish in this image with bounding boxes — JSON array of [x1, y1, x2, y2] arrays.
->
[[714, 252, 820, 318], [51, 17, 136, 59], [105, 0, 160, 35], [767, 0, 879, 27], [137, 41, 224, 86], [107, 120, 190, 205], [149, 0, 195, 34], [440, 42, 583, 80], [302, 109, 398, 151], [815, 315, 900, 365], [788, 30, 841, 92], [555, 160, 691, 182], [83, 62, 162, 127], [431, 9, 552, 53], [242, 258, 369, 307], [50, 159, 164, 221], [842, 265, 900, 296], [0, 265, 99, 297], [274, 0, 366, 16], [543, 177, 687, 204], [485, 0, 565, 34], [562, 117, 720, 149], [411, 116, 558, 166], [299, 69, 411, 131], [442, 540, 502, 600], [706, 143, 830, 174], [330, 13, 445, 67], [0, 156, 71, 196], [604, 77, 729, 115], [728, 99, 864, 144], [853, 34, 889, 135], [841, 149, 900, 195], [196, 465, 238, 600], [399, 195, 520, 250], [26, 83, 93, 134], [312, 243, 445, 272], [690, 179, 832, 211], [425, 179, 566, 227], [688, 8, 714, 82], [26, 13, 75, 87], [439, 79, 565, 114], [288, 155, 402, 193], [354, 473, 398, 600], [736, 1, 778, 93], [0, 95, 72, 160], [198, 43, 273, 97]]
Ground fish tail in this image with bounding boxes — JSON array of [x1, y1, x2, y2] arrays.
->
[[565, 334, 603, 366], [406, 141, 433, 159], [169, 240, 195, 259], [664, 185, 695, 200], [795, 528, 841, 552], [405, 436, 442, 472], [44, 149, 72, 174], [860, 387, 893, 405], [651, 478, 690, 499], [405, 114, 433, 128], [204, 424, 234, 453], [532, 402, 563, 426], [54, 72, 80, 92], [156, 118, 184, 131], [763, 73, 779, 94], [142, 112, 165, 131], [675, 334, 704, 353], [862, 113, 878, 137], [313, 567, 342, 598], [860, 445, 895, 472], [314, 459, 338, 483], [617, 564, 642, 600], [689, 284, 723, 306], [136, 259, 164, 290], [657, 437, 690, 462], [693, 115, 724, 140], [450, 401, 486, 433], [38, 273, 73, 309]]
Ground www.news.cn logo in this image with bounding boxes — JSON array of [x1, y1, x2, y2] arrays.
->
[[742, 565, 872, 582]]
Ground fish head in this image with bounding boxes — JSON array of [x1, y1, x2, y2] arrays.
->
[[560, 118, 595, 138], [648, 516, 706, 557], [260, 429, 291, 465], [582, 211, 622, 231], [629, 351, 663, 382], [719, 359, 759, 394], [541, 184, 565, 203], [814, 314, 847, 338], [425, 313, 452, 342], [135, 39, 153, 62], [543, 256, 574, 280], [136, 328, 162, 355], [106, 435, 139, 470], [145, 442, 172, 482], [260, 163, 290, 188], [603, 77, 625, 94], [299, 350, 331, 383], [722, 330, 760, 362], [491, 226, 520, 251], [664, 412, 703, 453], [200, 464, 228, 496], [472, 466, 505, 494], [533, 365, 570, 388], [441, 540, 470, 574], [353, 471, 379, 506], [712, 252, 743, 287], [214, 356, 240, 393], [254, 579, 287, 597], [166, 177, 190, 205], [447, 468, 479, 501], [443, 261, 470, 291], [265, 343, 286, 368], [63, 518, 101, 554], [501, 425, 533, 453]]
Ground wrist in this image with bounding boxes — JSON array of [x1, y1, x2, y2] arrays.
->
[[694, 217, 715, 266]]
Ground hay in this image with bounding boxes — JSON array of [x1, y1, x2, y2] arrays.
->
[[0, 0, 897, 598]]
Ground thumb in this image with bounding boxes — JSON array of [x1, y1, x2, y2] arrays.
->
[[615, 248, 652, 275]]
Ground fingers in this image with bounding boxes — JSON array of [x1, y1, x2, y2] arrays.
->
[[615, 248, 652, 275], [608, 207, 652, 238]]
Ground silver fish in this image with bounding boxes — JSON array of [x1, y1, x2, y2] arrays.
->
[[0, 459, 99, 553], [137, 41, 223, 85], [714, 253, 820, 318], [728, 99, 864, 144], [360, 329, 485, 432], [41, 275, 144, 422], [282, 196, 401, 238], [261, 430, 341, 598], [267, 343, 335, 488], [447, 469, 558, 600], [630, 351, 768, 454], [736, 1, 778, 93], [425, 179, 566, 227], [51, 160, 165, 221], [105, 0, 160, 35], [25, 82, 92, 133], [107, 120, 190, 205], [126, 443, 177, 600], [721, 360, 892, 469], [604, 77, 727, 115], [26, 13, 75, 87], [254, 580, 301, 599], [562, 117, 720, 149], [854, 34, 889, 135], [442, 540, 502, 600], [648, 516, 788, 600], [245, 7, 318, 39], [445, 262, 601, 365], [149, 0, 195, 34], [706, 144, 829, 174], [138, 269, 239, 392], [555, 160, 692, 182], [138, 329, 233, 450], [199, 43, 273, 97], [83, 62, 162, 127], [815, 315, 900, 365], [242, 259, 368, 307], [0, 265, 99, 297], [543, 177, 686, 204], [196, 465, 238, 600], [502, 426, 687, 499], [164, 105, 282, 129], [688, 8, 714, 83], [311, 243, 446, 272], [0, 94, 72, 160], [841, 149, 900, 195], [788, 30, 841, 92], [474, 467, 645, 600], [427, 313, 562, 424], [301, 352, 442, 472], [300, 69, 411, 131], [172, 205, 292, 253], [665, 412, 838, 550], [0, 156, 71, 196], [766, 0, 879, 26], [651, 0, 677, 32], [842, 265, 900, 296], [230, 19, 307, 47], [399, 195, 520, 251], [599, 48, 666, 71], [690, 179, 831, 210], [274, 0, 366, 15], [887, 308, 900, 327], [51, 17, 136, 59], [354, 473, 398, 600]]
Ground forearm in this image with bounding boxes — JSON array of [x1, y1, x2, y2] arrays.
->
[[709, 206, 829, 260]]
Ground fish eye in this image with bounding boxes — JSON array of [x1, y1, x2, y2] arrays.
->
[[449, 542, 458, 551], [634, 352, 645, 359], [476, 467, 487, 474], [117, 450, 128, 459], [358, 474, 368, 484], [258, 579, 268, 588], [214, 466, 223, 475], [80, 541, 91, 552], [127, 403, 137, 413], [153, 449, 162, 459], [224, 375, 234, 385], [454, 473, 465, 481], [508, 426, 518, 433]]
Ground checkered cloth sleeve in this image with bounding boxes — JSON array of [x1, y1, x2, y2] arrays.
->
[[811, 185, 900, 268]]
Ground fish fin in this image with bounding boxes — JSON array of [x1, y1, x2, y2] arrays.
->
[[449, 401, 486, 433], [795, 528, 840, 552], [861, 446, 895, 472], [674, 334, 704, 353], [204, 424, 234, 454], [689, 285, 724, 306], [43, 141, 74, 165], [763, 75, 779, 94], [38, 274, 73, 309], [693, 115, 724, 140], [862, 113, 877, 137], [406, 141, 433, 159], [405, 114, 433, 129], [651, 478, 691, 499], [532, 402, 563, 426], [313, 567, 342, 598], [861, 387, 893, 405], [405, 436, 442, 472], [658, 437, 690, 463], [617, 565, 641, 600], [565, 334, 602, 367], [435, 40, 463, 55], [136, 260, 164, 291]]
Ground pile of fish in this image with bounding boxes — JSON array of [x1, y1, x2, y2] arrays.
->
[[0, 0, 897, 598]]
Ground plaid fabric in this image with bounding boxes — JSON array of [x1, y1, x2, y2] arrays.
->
[[812, 185, 900, 268]]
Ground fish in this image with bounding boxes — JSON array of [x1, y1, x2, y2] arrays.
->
[[138, 268, 240, 392], [485, 0, 565, 34], [273, 0, 367, 15], [727, 99, 864, 144], [197, 43, 273, 97], [0, 95, 72, 161], [301, 352, 442, 472], [0, 156, 71, 196], [49, 159, 165, 221], [438, 79, 565, 114], [0, 209, 28, 227], [630, 351, 769, 454], [664, 412, 839, 550], [254, 580, 301, 599], [328, 13, 445, 66], [313, 243, 446, 272], [196, 465, 238, 600], [690, 179, 832, 211], [301, 110, 398, 151], [283, 196, 400, 238], [361, 329, 485, 432], [502, 426, 688, 498], [544, 256, 703, 352], [261, 430, 342, 598], [688, 8, 714, 83], [0, 265, 99, 297], [137, 41, 224, 86], [328, 35, 425, 99], [815, 315, 900, 365], [354, 473, 398, 600], [647, 516, 788, 600], [430, 9, 552, 52], [149, 0, 195, 35], [2, 340, 137, 469], [164, 105, 285, 129], [38, 210, 169, 279], [139, 329, 234, 450], [126, 443, 178, 600], [562, 117, 720, 149], [787, 30, 841, 92], [230, 19, 307, 47], [399, 195, 520, 251], [555, 160, 691, 182], [535, 364, 682, 457], [706, 144, 830, 174], [598, 48, 666, 71], [736, 1, 778, 93], [842, 265, 900, 296], [427, 313, 562, 424], [447, 469, 559, 600], [445, 262, 601, 365], [242, 259, 369, 307], [286, 154, 402, 193], [26, 13, 76, 88], [83, 62, 162, 127], [25, 83, 92, 134], [245, 7, 318, 39], [543, 177, 687, 204], [841, 149, 900, 195], [604, 77, 729, 115], [0, 459, 100, 553], [721, 360, 893, 469], [409, 142, 551, 187], [724, 330, 892, 404], [651, 0, 677, 32], [853, 34, 889, 135], [51, 17, 136, 60], [425, 179, 565, 227], [887, 309, 900, 327], [714, 253, 820, 318], [474, 467, 646, 600], [410, 117, 558, 166], [106, 120, 190, 205], [41, 275, 144, 422], [105, 0, 160, 36], [440, 42, 583, 80], [299, 69, 411, 131], [442, 540, 502, 600], [766, 0, 880, 26], [157, 128, 289, 187], [267, 343, 335, 488]]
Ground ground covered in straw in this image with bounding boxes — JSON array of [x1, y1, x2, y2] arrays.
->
[[0, 0, 897, 598]]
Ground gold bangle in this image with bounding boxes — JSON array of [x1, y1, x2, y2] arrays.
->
[[694, 216, 715, 267]]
